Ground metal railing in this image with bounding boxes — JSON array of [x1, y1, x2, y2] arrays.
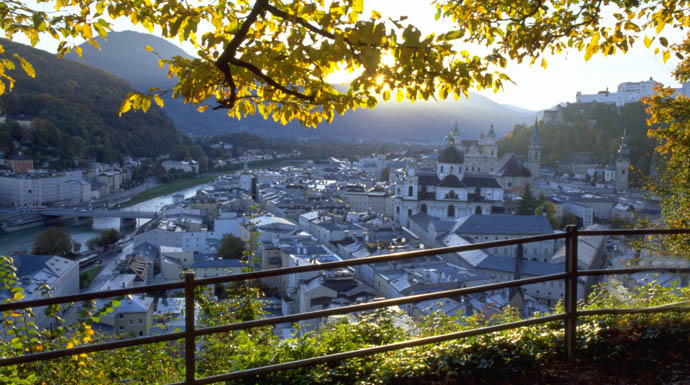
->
[[2, 226, 690, 384]]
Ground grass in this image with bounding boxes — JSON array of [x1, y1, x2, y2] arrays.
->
[[79, 265, 104, 289], [121, 175, 216, 207]]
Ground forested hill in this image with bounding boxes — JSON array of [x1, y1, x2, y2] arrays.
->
[[498, 102, 657, 174], [0, 39, 180, 167]]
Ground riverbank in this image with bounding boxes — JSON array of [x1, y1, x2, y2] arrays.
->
[[121, 175, 217, 208]]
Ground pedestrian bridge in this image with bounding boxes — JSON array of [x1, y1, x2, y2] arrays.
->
[[40, 209, 157, 219]]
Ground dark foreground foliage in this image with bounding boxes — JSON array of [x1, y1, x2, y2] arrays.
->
[[1, 252, 689, 385]]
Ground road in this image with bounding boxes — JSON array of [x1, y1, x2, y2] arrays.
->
[[85, 241, 134, 293]]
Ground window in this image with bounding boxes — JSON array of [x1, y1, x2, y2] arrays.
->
[[475, 206, 483, 215], [420, 204, 427, 213], [450, 166, 454, 174], [129, 319, 133, 325], [396, 206, 400, 214], [440, 165, 444, 173], [407, 209, 412, 217], [139, 331, 144, 336], [447, 205, 455, 218], [118, 314, 124, 319], [139, 318, 144, 324], [119, 326, 124, 330]]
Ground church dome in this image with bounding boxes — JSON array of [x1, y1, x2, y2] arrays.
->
[[438, 145, 464, 164]]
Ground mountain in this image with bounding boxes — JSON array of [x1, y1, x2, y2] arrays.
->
[[0, 39, 180, 166], [69, 30, 536, 141]]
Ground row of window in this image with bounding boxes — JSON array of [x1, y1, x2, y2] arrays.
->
[[395, 205, 483, 218]]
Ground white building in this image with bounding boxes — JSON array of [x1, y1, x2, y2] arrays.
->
[[162, 160, 199, 174], [575, 77, 690, 106], [0, 170, 88, 207], [7, 255, 79, 331]]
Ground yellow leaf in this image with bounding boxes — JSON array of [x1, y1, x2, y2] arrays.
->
[[119, 100, 132, 117], [66, 342, 74, 349], [13, 55, 35, 78], [145, 45, 153, 52], [644, 36, 653, 48], [396, 90, 404, 102], [541, 58, 547, 69], [197, 105, 208, 113], [352, 0, 363, 13], [153, 94, 164, 108], [142, 97, 151, 112], [663, 50, 670, 63], [74, 46, 82, 58]]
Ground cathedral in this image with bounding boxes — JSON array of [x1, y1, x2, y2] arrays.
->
[[393, 122, 542, 227]]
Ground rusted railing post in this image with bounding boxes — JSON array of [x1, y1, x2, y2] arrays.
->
[[564, 225, 578, 360], [184, 272, 196, 384]]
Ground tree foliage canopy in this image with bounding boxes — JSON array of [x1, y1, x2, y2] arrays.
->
[[217, 233, 246, 260], [32, 226, 74, 258], [644, 35, 690, 257], [1, 0, 686, 127]]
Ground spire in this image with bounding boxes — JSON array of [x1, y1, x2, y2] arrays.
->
[[530, 118, 540, 146], [617, 128, 630, 161], [487, 123, 496, 139]]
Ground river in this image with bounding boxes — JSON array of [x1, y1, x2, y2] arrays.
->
[[0, 183, 210, 257]]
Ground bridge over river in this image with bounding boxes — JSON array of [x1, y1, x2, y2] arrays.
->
[[40, 209, 157, 219]]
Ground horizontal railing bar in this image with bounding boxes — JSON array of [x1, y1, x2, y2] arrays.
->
[[0, 281, 185, 312], [0, 331, 185, 367], [195, 273, 569, 337], [579, 228, 690, 236], [187, 314, 568, 385], [195, 232, 567, 286], [579, 267, 690, 277]]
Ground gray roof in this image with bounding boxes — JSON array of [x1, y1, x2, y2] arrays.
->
[[462, 175, 502, 188], [492, 154, 532, 178], [454, 214, 553, 235], [438, 174, 465, 188], [13, 254, 53, 277], [438, 145, 464, 164], [476, 255, 563, 276]]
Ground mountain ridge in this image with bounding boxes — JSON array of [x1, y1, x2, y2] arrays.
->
[[68, 30, 536, 140], [0, 38, 180, 166]]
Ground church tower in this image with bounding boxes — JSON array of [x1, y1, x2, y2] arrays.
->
[[527, 118, 541, 180], [615, 129, 630, 193]]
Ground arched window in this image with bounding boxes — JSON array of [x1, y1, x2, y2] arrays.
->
[[420, 204, 427, 213], [450, 166, 454, 174], [408, 185, 413, 196], [440, 165, 444, 173], [396, 206, 400, 214], [407, 209, 412, 217], [475, 206, 483, 215], [447, 205, 455, 218]]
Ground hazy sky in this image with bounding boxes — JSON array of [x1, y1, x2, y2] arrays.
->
[[23, 0, 684, 112]]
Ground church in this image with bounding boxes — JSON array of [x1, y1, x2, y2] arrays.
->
[[393, 122, 541, 227]]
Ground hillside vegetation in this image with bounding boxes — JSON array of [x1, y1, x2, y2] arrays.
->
[[0, 39, 180, 167], [498, 102, 656, 175]]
